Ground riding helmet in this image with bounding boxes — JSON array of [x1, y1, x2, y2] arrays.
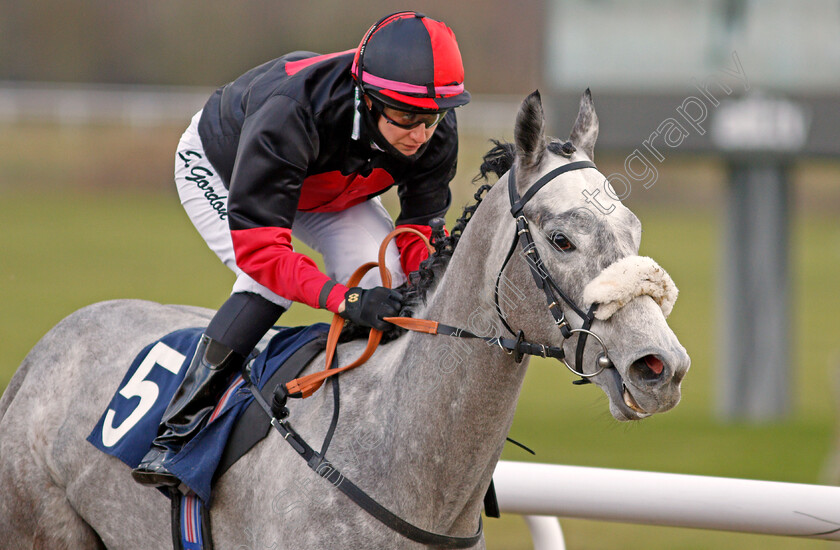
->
[[352, 11, 471, 113]]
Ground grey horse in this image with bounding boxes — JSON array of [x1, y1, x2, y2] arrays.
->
[[0, 91, 690, 549]]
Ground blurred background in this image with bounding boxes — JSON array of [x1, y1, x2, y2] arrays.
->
[[2, 1, 839, 548]]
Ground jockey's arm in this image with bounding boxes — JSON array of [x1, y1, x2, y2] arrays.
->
[[226, 95, 349, 313]]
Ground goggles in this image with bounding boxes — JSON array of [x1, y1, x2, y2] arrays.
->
[[380, 107, 448, 130]]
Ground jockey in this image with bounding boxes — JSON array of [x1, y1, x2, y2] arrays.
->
[[132, 11, 470, 486]]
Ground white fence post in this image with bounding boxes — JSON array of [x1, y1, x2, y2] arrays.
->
[[522, 515, 566, 550]]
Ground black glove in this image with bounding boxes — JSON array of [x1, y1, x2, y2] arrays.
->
[[340, 286, 404, 331]]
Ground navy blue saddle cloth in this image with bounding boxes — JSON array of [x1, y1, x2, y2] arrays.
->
[[88, 323, 329, 504]]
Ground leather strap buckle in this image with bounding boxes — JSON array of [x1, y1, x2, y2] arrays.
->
[[513, 330, 526, 363]]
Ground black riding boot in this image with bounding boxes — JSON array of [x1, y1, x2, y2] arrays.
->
[[131, 292, 286, 487]]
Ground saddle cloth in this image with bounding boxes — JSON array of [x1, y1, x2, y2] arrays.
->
[[87, 323, 329, 505]]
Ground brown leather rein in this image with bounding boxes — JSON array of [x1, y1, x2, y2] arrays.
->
[[285, 156, 620, 399], [284, 226, 434, 399], [283, 209, 587, 400]]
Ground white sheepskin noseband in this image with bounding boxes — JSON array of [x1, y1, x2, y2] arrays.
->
[[582, 256, 678, 320]]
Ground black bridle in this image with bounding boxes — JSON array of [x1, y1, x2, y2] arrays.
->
[[494, 156, 614, 383]]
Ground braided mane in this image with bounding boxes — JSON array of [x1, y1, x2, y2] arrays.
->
[[339, 140, 516, 342], [403, 140, 514, 305]]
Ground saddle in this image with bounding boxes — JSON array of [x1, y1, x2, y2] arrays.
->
[[172, 329, 331, 550], [214, 330, 328, 477]]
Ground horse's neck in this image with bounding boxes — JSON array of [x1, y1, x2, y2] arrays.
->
[[364, 185, 529, 531]]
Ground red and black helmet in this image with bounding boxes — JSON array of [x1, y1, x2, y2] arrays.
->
[[352, 11, 471, 113]]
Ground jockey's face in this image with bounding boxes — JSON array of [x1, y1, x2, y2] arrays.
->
[[364, 96, 440, 156]]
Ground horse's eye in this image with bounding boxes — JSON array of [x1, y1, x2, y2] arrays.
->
[[551, 233, 576, 252]]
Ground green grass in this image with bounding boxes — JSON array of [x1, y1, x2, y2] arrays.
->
[[0, 189, 337, 390], [2, 125, 839, 549]]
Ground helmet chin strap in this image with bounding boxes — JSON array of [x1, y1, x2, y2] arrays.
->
[[356, 91, 431, 162]]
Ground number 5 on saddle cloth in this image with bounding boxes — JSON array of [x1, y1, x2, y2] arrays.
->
[[88, 323, 331, 505]]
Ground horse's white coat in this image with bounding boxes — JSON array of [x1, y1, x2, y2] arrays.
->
[[0, 91, 690, 549]]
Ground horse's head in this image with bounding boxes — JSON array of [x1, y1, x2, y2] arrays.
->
[[505, 90, 690, 421]]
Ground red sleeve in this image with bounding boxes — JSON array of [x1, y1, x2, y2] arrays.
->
[[230, 226, 347, 312], [394, 224, 443, 277]]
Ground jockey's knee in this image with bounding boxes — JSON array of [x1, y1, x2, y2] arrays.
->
[[205, 292, 287, 358]]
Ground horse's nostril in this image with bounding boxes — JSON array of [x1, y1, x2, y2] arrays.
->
[[630, 354, 666, 383], [644, 355, 664, 375]]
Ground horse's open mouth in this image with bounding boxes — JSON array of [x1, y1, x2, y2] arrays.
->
[[602, 368, 650, 420], [622, 385, 646, 414]]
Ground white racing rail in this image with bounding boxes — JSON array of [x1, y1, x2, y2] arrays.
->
[[493, 460, 840, 549]]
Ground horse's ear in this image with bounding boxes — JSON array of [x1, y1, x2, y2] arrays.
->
[[514, 90, 547, 171], [569, 88, 599, 161]]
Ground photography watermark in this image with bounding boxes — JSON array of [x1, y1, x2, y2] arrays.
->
[[582, 50, 750, 216]]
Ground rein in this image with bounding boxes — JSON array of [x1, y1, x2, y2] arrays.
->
[[260, 228, 482, 548], [256, 157, 616, 547], [284, 157, 616, 398], [283, 226, 435, 399], [248, 228, 483, 548]]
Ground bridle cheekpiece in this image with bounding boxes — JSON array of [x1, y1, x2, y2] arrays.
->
[[495, 151, 615, 383]]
